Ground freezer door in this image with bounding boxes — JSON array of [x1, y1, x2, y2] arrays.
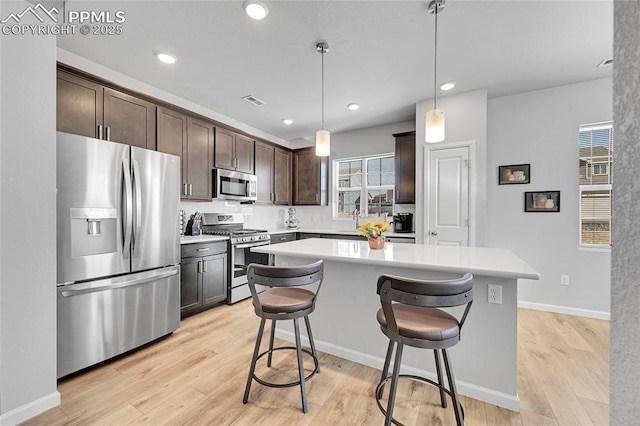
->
[[130, 147, 180, 271], [56, 132, 130, 284], [57, 266, 180, 378]]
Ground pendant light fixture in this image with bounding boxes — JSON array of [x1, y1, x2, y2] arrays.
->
[[425, 0, 445, 143], [316, 42, 330, 157]]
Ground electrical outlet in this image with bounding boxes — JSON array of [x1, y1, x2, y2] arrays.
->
[[488, 284, 502, 304], [560, 274, 570, 286]]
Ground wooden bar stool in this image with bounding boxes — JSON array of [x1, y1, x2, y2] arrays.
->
[[375, 272, 473, 426], [242, 260, 324, 413]]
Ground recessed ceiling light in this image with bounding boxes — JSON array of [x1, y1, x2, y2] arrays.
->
[[439, 82, 456, 91], [282, 118, 293, 125], [243, 1, 269, 20], [347, 103, 360, 110], [155, 51, 176, 64]]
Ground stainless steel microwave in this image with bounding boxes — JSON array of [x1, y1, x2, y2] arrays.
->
[[213, 169, 257, 202]]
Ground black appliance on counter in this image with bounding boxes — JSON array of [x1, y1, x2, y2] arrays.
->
[[393, 213, 413, 233]]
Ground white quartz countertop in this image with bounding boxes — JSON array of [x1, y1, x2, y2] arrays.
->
[[252, 238, 540, 280], [267, 228, 416, 238], [180, 235, 229, 245]]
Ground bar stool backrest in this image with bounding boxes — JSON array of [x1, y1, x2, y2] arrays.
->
[[248, 260, 324, 316], [377, 273, 474, 336]]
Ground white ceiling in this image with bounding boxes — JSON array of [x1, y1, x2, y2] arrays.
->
[[57, 1, 613, 146]]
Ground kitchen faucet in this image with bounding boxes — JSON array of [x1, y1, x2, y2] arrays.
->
[[353, 209, 361, 229]]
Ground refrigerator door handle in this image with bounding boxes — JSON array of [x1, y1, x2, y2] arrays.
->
[[122, 157, 133, 259], [132, 159, 142, 257], [59, 266, 179, 298]]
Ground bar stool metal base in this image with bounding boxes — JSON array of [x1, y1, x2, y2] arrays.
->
[[251, 346, 320, 388], [375, 374, 465, 426]]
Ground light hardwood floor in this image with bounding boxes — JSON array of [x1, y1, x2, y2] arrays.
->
[[23, 303, 609, 425]]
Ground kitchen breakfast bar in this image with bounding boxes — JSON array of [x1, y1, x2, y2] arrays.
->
[[252, 238, 540, 411]]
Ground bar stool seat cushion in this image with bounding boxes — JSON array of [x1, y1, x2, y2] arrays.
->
[[259, 288, 315, 314], [376, 305, 460, 341]]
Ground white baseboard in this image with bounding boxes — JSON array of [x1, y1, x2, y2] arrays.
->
[[0, 391, 60, 426], [275, 330, 520, 412], [517, 301, 610, 320]]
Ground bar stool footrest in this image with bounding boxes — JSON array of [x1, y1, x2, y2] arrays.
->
[[375, 374, 465, 426], [253, 346, 320, 389]]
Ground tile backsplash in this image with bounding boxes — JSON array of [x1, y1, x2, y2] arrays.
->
[[180, 201, 415, 231]]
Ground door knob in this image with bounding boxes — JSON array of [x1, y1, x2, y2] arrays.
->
[[429, 231, 438, 236]]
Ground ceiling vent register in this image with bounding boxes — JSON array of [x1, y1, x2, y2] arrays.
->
[[242, 95, 266, 106]]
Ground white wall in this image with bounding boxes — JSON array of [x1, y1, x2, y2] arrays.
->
[[415, 89, 488, 245], [486, 78, 612, 318], [0, 1, 60, 423]]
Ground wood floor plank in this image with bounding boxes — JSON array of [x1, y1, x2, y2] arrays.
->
[[19, 407, 70, 426], [519, 409, 559, 426], [578, 396, 610, 426], [20, 305, 610, 426]]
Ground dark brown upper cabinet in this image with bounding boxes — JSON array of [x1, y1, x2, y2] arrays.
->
[[393, 131, 416, 204], [255, 141, 292, 205], [157, 107, 213, 200], [57, 71, 103, 138], [293, 147, 328, 206], [215, 127, 254, 174], [255, 140, 275, 203], [57, 70, 156, 150], [274, 146, 292, 205], [103, 88, 156, 150]]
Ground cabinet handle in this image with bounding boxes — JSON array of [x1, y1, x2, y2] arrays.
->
[[315, 193, 319, 203], [188, 183, 193, 196], [106, 126, 111, 141], [271, 192, 274, 202], [197, 260, 202, 273], [235, 158, 239, 169], [196, 248, 210, 252], [98, 125, 104, 140], [203, 260, 207, 273], [279, 237, 287, 241], [183, 183, 188, 196]]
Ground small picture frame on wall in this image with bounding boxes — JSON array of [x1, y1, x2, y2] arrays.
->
[[524, 191, 560, 212], [499, 164, 530, 185]]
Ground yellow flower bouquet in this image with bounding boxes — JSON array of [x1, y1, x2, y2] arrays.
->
[[357, 221, 392, 238]]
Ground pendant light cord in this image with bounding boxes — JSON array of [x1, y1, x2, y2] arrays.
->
[[433, 2, 438, 111], [321, 48, 325, 129]]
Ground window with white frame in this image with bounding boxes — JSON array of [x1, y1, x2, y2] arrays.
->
[[579, 122, 613, 247], [335, 154, 394, 218]]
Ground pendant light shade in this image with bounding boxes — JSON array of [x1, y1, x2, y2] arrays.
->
[[316, 130, 331, 156], [316, 42, 330, 157], [425, 108, 445, 142], [426, 0, 445, 143]]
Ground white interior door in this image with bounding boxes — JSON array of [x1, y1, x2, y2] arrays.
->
[[426, 146, 470, 246]]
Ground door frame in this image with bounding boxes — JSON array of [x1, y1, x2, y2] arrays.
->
[[424, 140, 477, 246]]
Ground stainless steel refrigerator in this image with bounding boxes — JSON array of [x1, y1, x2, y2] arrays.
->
[[56, 131, 181, 378]]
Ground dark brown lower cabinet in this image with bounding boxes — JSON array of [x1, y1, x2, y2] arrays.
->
[[180, 242, 228, 317]]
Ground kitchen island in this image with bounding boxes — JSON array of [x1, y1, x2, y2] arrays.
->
[[252, 238, 540, 411]]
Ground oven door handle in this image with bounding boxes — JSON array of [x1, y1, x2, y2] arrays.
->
[[235, 241, 270, 249]]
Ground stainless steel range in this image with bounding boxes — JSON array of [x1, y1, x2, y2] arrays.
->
[[201, 213, 270, 303]]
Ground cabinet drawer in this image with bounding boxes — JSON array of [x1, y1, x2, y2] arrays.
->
[[181, 241, 227, 258], [385, 236, 415, 244], [298, 233, 321, 240], [271, 233, 296, 244]]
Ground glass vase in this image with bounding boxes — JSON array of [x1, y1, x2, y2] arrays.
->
[[368, 236, 385, 250]]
